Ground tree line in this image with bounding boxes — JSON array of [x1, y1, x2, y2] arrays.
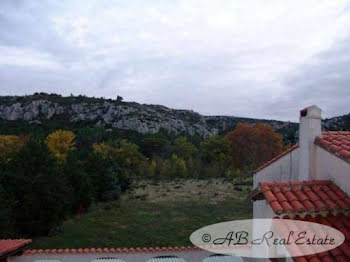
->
[[0, 123, 283, 238]]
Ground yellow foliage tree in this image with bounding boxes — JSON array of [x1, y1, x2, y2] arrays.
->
[[148, 160, 157, 177], [92, 142, 114, 159], [92, 139, 146, 176], [0, 135, 27, 163], [45, 130, 76, 164]]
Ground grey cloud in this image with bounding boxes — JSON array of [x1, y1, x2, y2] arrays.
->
[[0, 0, 350, 121], [270, 37, 350, 121]]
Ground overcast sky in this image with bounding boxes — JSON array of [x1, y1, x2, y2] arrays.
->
[[0, 0, 350, 121]]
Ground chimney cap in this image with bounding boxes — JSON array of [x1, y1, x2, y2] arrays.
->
[[300, 105, 322, 119]]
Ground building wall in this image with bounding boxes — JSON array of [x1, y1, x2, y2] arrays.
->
[[253, 149, 299, 189], [253, 200, 275, 219], [315, 147, 350, 194], [253, 145, 350, 195]]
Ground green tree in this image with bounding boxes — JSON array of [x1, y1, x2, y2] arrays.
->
[[200, 135, 230, 164], [0, 184, 13, 237], [1, 138, 71, 236], [64, 154, 93, 213], [86, 152, 121, 202], [344, 113, 350, 130], [171, 136, 197, 160], [198, 135, 232, 177], [92, 139, 146, 190], [75, 127, 106, 159], [140, 133, 170, 158], [161, 154, 187, 178]]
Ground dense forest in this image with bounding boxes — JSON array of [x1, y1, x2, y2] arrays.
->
[[0, 122, 283, 238]]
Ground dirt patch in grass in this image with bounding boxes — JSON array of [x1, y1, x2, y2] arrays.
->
[[125, 178, 251, 204]]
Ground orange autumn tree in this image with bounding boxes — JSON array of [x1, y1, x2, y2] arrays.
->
[[226, 123, 283, 170], [46, 130, 76, 164]]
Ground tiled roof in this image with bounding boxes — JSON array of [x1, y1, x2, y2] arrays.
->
[[0, 239, 31, 256], [277, 214, 350, 262], [24, 246, 201, 255], [255, 179, 350, 262], [254, 131, 350, 175], [315, 131, 350, 163], [253, 144, 299, 174], [259, 180, 350, 215]]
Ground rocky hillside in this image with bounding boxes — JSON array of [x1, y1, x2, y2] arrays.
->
[[0, 93, 348, 140], [323, 114, 350, 131]]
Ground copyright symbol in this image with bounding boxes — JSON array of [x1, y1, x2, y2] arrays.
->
[[202, 233, 211, 243]]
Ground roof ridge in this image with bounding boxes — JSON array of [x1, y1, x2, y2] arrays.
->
[[322, 131, 350, 134], [259, 180, 332, 187], [274, 210, 350, 219], [24, 246, 202, 255], [253, 144, 299, 174]]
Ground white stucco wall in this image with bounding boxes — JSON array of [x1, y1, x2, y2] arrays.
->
[[253, 145, 350, 195], [315, 147, 350, 194], [252, 200, 275, 219], [253, 200, 279, 231], [253, 149, 299, 189]]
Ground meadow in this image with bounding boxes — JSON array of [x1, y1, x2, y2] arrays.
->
[[32, 179, 252, 248]]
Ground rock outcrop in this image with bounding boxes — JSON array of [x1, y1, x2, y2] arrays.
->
[[0, 95, 214, 138], [0, 94, 347, 141], [15, 94, 350, 140]]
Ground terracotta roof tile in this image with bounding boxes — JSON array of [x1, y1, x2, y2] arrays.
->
[[257, 178, 350, 262], [272, 213, 350, 262], [0, 239, 31, 256], [23, 246, 201, 255], [315, 131, 350, 163], [259, 180, 350, 215]]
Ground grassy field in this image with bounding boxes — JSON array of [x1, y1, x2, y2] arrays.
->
[[32, 179, 252, 248]]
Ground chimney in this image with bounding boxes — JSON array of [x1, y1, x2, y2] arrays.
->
[[298, 105, 322, 180]]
